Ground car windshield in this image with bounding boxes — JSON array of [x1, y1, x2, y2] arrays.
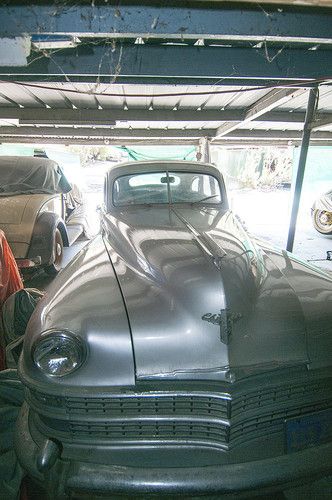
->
[[0, 158, 72, 196], [113, 171, 222, 206]]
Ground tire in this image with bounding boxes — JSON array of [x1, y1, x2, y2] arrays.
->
[[312, 209, 332, 235], [45, 228, 64, 276]]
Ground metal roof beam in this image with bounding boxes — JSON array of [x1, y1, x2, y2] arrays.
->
[[0, 107, 245, 123], [260, 111, 306, 123], [0, 107, 327, 125], [213, 130, 332, 141], [0, 45, 331, 84], [0, 127, 216, 139], [311, 116, 332, 130], [2, 3, 332, 46], [213, 88, 307, 140], [1, 127, 332, 141], [3, 137, 332, 147], [0, 137, 200, 146]]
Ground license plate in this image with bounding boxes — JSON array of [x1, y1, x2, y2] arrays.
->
[[285, 408, 332, 453]]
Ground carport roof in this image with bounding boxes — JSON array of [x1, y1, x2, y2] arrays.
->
[[0, 81, 332, 146]]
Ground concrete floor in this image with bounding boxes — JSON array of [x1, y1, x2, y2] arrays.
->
[[231, 188, 332, 272]]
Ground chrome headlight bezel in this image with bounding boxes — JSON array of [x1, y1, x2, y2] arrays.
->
[[32, 329, 86, 377]]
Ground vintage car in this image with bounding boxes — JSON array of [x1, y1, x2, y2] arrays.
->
[[311, 189, 332, 234], [16, 161, 331, 498], [0, 156, 89, 275]]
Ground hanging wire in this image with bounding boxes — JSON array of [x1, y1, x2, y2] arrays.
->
[[0, 77, 331, 100]]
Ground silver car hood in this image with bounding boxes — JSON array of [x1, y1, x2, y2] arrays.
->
[[21, 207, 332, 392], [103, 206, 311, 382]]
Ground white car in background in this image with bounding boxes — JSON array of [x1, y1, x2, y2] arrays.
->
[[0, 156, 89, 275], [311, 189, 332, 235]]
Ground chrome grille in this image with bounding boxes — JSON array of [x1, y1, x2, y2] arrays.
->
[[37, 416, 230, 447], [29, 377, 332, 449], [231, 379, 330, 418], [66, 394, 229, 419], [29, 391, 230, 420], [230, 399, 331, 445]]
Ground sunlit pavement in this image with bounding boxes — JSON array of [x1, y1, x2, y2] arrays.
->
[[230, 188, 332, 272]]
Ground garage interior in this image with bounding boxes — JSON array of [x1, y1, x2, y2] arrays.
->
[[1, 1, 332, 498], [1, 1, 332, 258]]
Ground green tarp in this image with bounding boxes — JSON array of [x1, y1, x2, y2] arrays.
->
[[118, 145, 196, 162]]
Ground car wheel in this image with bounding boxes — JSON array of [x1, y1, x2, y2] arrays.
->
[[312, 209, 332, 234], [45, 228, 64, 276]]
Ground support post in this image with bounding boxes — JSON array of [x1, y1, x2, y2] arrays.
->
[[286, 87, 319, 252], [197, 137, 211, 163]]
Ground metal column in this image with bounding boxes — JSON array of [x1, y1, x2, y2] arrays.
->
[[286, 87, 319, 252], [197, 137, 211, 163]]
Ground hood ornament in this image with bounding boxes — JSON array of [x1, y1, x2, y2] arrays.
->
[[202, 309, 242, 344]]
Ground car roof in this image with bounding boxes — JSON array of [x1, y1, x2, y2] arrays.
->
[[0, 155, 59, 171], [106, 160, 223, 183]]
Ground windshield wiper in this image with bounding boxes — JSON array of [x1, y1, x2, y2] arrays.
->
[[191, 194, 220, 204]]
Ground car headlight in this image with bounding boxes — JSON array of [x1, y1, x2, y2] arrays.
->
[[32, 330, 86, 377]]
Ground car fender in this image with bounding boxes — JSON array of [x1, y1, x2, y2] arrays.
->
[[312, 192, 332, 213], [0, 194, 61, 259], [27, 212, 69, 266]]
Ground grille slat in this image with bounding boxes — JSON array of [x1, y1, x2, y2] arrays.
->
[[231, 380, 329, 417], [29, 392, 230, 419], [38, 416, 230, 447], [29, 378, 331, 450], [65, 400, 228, 417]]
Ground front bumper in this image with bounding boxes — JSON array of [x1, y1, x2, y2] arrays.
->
[[15, 403, 332, 498]]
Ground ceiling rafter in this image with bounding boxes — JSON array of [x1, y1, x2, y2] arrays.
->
[[0, 126, 217, 138], [20, 86, 49, 108], [213, 88, 308, 140], [1, 126, 332, 141], [0, 107, 329, 125], [311, 116, 332, 130], [3, 136, 332, 147]]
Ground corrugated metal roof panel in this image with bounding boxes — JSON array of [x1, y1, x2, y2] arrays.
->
[[0, 94, 17, 107], [225, 87, 273, 108], [317, 87, 332, 112], [239, 121, 305, 131], [0, 82, 332, 144], [0, 82, 329, 114], [277, 87, 332, 112], [0, 82, 44, 107], [25, 85, 72, 108]]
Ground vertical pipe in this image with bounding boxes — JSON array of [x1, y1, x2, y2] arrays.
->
[[198, 137, 211, 163], [286, 87, 319, 252]]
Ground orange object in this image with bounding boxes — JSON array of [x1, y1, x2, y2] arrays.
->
[[0, 230, 23, 370], [0, 229, 23, 306]]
